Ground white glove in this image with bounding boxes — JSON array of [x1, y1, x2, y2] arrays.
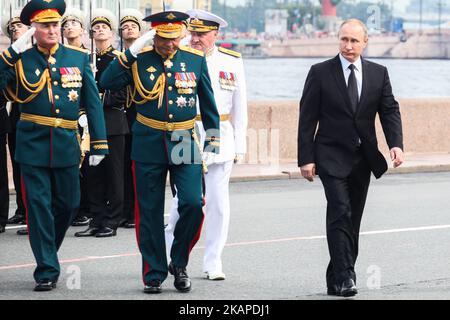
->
[[89, 155, 105, 167], [202, 152, 216, 167], [129, 29, 156, 57], [234, 153, 245, 164], [78, 114, 88, 128], [11, 27, 35, 54]]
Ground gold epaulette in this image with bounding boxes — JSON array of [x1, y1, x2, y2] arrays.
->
[[64, 44, 90, 54], [179, 46, 204, 57], [139, 46, 154, 54], [218, 47, 242, 58]]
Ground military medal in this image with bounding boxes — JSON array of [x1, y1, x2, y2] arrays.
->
[[176, 96, 187, 108], [188, 97, 196, 108], [68, 90, 79, 102], [164, 59, 173, 69], [48, 56, 56, 65], [180, 62, 186, 72], [219, 71, 236, 90]]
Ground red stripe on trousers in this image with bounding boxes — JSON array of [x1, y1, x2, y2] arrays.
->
[[188, 211, 205, 255], [131, 161, 150, 282], [20, 174, 30, 240]]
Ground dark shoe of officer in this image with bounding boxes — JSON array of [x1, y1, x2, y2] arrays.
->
[[339, 279, 358, 297], [71, 216, 90, 227], [327, 284, 340, 296], [0, 225, 5, 233], [34, 279, 57, 292], [95, 227, 117, 238], [144, 279, 162, 294], [124, 221, 135, 229], [168, 262, 191, 292], [7, 214, 26, 224], [17, 228, 28, 235], [74, 227, 100, 237]]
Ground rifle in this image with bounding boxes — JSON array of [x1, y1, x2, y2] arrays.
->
[[89, 0, 94, 65], [118, 0, 123, 51]]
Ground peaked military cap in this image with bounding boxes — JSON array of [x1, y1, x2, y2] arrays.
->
[[1, 10, 22, 38], [90, 8, 117, 31], [20, 0, 66, 26], [186, 9, 228, 33], [62, 7, 85, 28], [143, 11, 189, 39], [120, 8, 145, 31]]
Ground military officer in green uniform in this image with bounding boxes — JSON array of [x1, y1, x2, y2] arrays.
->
[[0, 0, 108, 291], [100, 11, 220, 294]]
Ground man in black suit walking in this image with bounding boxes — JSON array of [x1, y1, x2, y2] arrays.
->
[[298, 19, 404, 297]]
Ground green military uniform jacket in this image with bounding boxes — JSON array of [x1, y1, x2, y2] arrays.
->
[[0, 44, 108, 168], [99, 46, 220, 164]]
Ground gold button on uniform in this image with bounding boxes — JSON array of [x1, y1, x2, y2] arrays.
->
[[168, 86, 173, 91], [53, 81, 58, 86], [52, 67, 57, 72], [169, 100, 173, 105], [55, 109, 60, 114], [55, 95, 59, 100], [169, 114, 174, 119], [167, 73, 172, 78]]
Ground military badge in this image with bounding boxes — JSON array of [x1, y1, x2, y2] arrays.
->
[[188, 97, 196, 108], [60, 67, 83, 88], [176, 96, 187, 108], [219, 71, 237, 91], [68, 90, 79, 102], [175, 72, 197, 94], [164, 59, 173, 69]]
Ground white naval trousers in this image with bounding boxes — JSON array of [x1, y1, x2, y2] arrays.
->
[[165, 160, 234, 274]]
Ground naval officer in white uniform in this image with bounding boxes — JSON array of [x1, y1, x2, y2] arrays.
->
[[165, 9, 248, 281]]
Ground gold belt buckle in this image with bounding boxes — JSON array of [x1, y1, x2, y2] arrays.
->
[[54, 118, 62, 127], [165, 122, 175, 131]]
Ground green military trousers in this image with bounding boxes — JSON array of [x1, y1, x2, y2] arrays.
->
[[132, 161, 204, 285], [21, 164, 80, 283]]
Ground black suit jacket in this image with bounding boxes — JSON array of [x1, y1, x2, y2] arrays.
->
[[298, 55, 403, 179]]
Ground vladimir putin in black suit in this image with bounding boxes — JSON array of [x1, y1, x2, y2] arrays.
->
[[298, 19, 404, 297]]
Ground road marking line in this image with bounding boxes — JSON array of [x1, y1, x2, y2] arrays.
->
[[2, 224, 450, 271]]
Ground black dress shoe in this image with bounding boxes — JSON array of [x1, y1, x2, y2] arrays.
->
[[124, 222, 135, 229], [17, 228, 28, 235], [327, 284, 340, 296], [74, 227, 100, 237], [168, 262, 191, 292], [71, 216, 90, 227], [7, 215, 26, 224], [0, 226, 5, 233], [340, 279, 358, 297], [95, 227, 117, 238], [144, 280, 162, 294], [34, 280, 57, 292]]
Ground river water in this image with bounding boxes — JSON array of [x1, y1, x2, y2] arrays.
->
[[243, 57, 450, 101]]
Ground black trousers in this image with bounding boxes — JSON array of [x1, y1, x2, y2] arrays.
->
[[88, 135, 125, 229], [77, 155, 90, 218], [7, 130, 25, 218], [122, 133, 135, 223], [319, 149, 371, 287], [0, 134, 8, 227]]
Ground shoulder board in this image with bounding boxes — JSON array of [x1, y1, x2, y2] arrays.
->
[[179, 46, 204, 57], [112, 50, 122, 56], [218, 47, 242, 58], [64, 44, 90, 54], [139, 46, 154, 54]]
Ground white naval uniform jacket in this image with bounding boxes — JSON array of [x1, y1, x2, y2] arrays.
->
[[196, 46, 248, 163]]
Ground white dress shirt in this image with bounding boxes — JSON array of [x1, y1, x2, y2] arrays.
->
[[339, 54, 363, 99]]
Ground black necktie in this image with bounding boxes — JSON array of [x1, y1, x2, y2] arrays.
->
[[347, 64, 359, 113]]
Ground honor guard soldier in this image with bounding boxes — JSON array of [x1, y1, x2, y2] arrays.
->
[[0, 0, 108, 291], [165, 10, 248, 281], [75, 9, 129, 238], [1, 11, 30, 233], [61, 7, 91, 227], [119, 8, 146, 229], [100, 11, 220, 294]]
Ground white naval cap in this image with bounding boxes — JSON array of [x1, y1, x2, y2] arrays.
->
[[89, 8, 117, 31], [120, 8, 145, 31], [62, 7, 85, 28], [1, 10, 22, 38], [185, 9, 228, 32]]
